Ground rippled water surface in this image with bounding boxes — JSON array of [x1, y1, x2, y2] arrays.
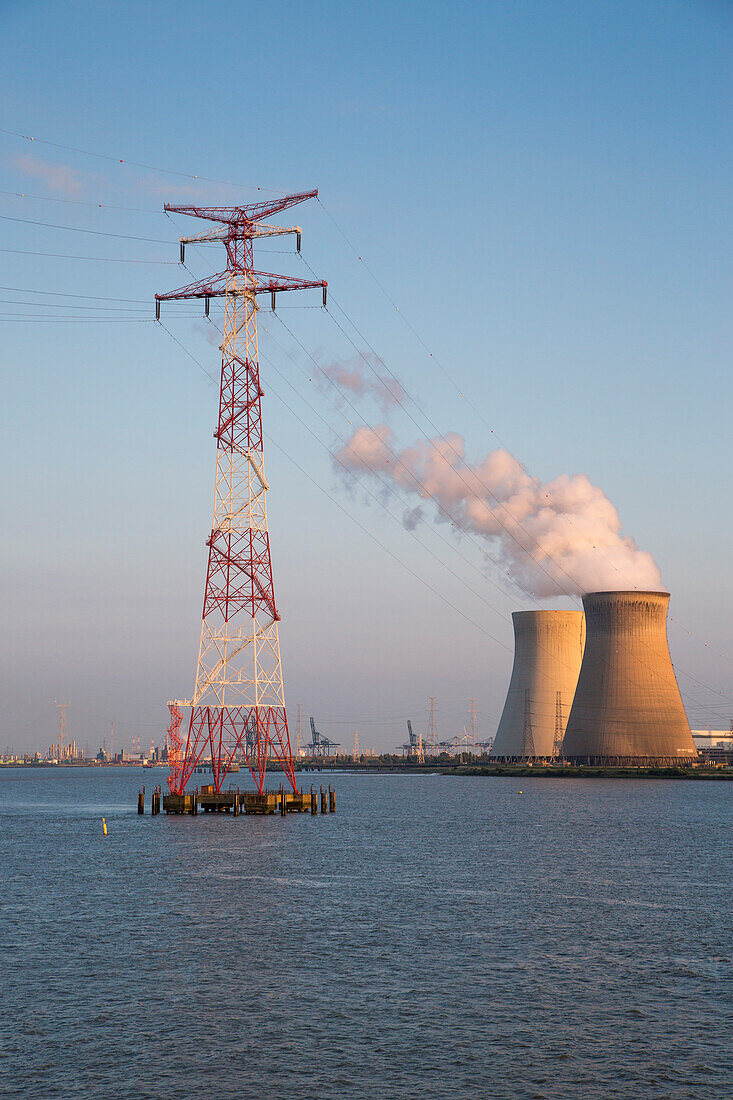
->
[[1, 767, 731, 1098]]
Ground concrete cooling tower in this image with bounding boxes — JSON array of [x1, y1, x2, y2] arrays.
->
[[491, 611, 585, 758], [563, 591, 698, 765]]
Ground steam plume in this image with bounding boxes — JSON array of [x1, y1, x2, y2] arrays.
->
[[334, 425, 663, 597], [319, 354, 406, 413]]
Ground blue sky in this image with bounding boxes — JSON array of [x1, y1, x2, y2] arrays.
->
[[1, 0, 731, 752]]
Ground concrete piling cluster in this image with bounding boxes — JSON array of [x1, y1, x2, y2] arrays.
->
[[140, 782, 337, 818]]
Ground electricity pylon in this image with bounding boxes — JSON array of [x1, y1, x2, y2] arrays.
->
[[54, 701, 70, 756], [552, 690, 564, 759], [156, 192, 327, 796], [521, 689, 535, 759], [427, 697, 438, 754], [469, 699, 478, 752]]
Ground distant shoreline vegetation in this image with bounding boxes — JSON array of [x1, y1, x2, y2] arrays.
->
[[3, 761, 731, 781], [297, 761, 733, 781]]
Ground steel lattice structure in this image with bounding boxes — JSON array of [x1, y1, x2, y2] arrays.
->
[[156, 191, 326, 796]]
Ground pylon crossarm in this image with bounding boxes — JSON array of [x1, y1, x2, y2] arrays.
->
[[249, 223, 301, 241], [178, 226, 229, 246], [164, 190, 318, 225], [249, 271, 327, 297], [156, 272, 228, 301], [155, 271, 325, 304]]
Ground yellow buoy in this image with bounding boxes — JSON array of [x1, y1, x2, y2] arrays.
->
[[102, 818, 108, 836], [518, 790, 523, 794]]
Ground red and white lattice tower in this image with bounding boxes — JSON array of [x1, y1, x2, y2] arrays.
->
[[155, 191, 327, 796]]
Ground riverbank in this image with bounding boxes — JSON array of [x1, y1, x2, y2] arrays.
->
[[299, 761, 733, 780]]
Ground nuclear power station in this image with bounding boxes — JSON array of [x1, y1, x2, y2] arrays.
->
[[563, 591, 697, 764], [493, 591, 698, 766], [491, 611, 585, 759]]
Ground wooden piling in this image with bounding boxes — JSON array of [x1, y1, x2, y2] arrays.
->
[[310, 785, 317, 815], [320, 785, 327, 814], [328, 785, 335, 813], [137, 788, 144, 815]]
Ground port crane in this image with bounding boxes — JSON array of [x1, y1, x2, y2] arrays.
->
[[306, 716, 340, 758], [399, 720, 425, 762]]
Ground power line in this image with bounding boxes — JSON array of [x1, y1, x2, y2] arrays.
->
[[0, 284, 149, 303], [0, 188, 164, 213], [0, 127, 286, 193], [267, 313, 523, 613], [0, 212, 172, 243], [0, 247, 175, 264], [159, 213, 732, 720], [267, 429, 512, 651], [166, 313, 512, 652], [325, 299, 581, 601], [161, 316, 730, 724], [0, 316, 153, 323], [199, 313, 517, 637], [0, 299, 151, 311], [302, 248, 582, 602], [315, 203, 733, 667], [157, 321, 219, 386], [258, 344, 515, 635], [172, 215, 514, 622]]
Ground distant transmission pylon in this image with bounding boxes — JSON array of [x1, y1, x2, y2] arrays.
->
[[54, 701, 70, 756], [353, 729, 359, 761], [427, 697, 438, 753], [552, 691, 564, 759], [469, 699, 478, 752], [521, 689, 535, 759], [155, 192, 327, 796]]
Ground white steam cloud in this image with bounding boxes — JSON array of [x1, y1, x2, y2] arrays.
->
[[319, 354, 406, 413], [13, 153, 86, 197], [334, 425, 664, 597]]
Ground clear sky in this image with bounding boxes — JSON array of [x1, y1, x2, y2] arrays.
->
[[2, 0, 731, 753]]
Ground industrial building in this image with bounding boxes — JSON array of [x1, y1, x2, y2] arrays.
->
[[491, 610, 585, 758], [563, 591, 698, 765]]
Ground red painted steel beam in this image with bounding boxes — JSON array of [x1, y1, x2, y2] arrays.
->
[[163, 190, 318, 225], [155, 271, 326, 302]]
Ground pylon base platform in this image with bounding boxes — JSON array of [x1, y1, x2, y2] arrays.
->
[[163, 793, 197, 815], [160, 788, 318, 816], [199, 787, 238, 813]]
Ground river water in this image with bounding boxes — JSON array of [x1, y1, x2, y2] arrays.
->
[[1, 767, 731, 1099]]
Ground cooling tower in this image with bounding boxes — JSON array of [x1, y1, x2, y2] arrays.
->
[[491, 611, 585, 758], [563, 591, 697, 764]]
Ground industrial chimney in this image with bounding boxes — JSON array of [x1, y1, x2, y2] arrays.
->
[[491, 611, 585, 758], [563, 591, 698, 764]]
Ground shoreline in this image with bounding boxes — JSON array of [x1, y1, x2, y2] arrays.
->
[[298, 762, 733, 781], [3, 761, 731, 781]]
